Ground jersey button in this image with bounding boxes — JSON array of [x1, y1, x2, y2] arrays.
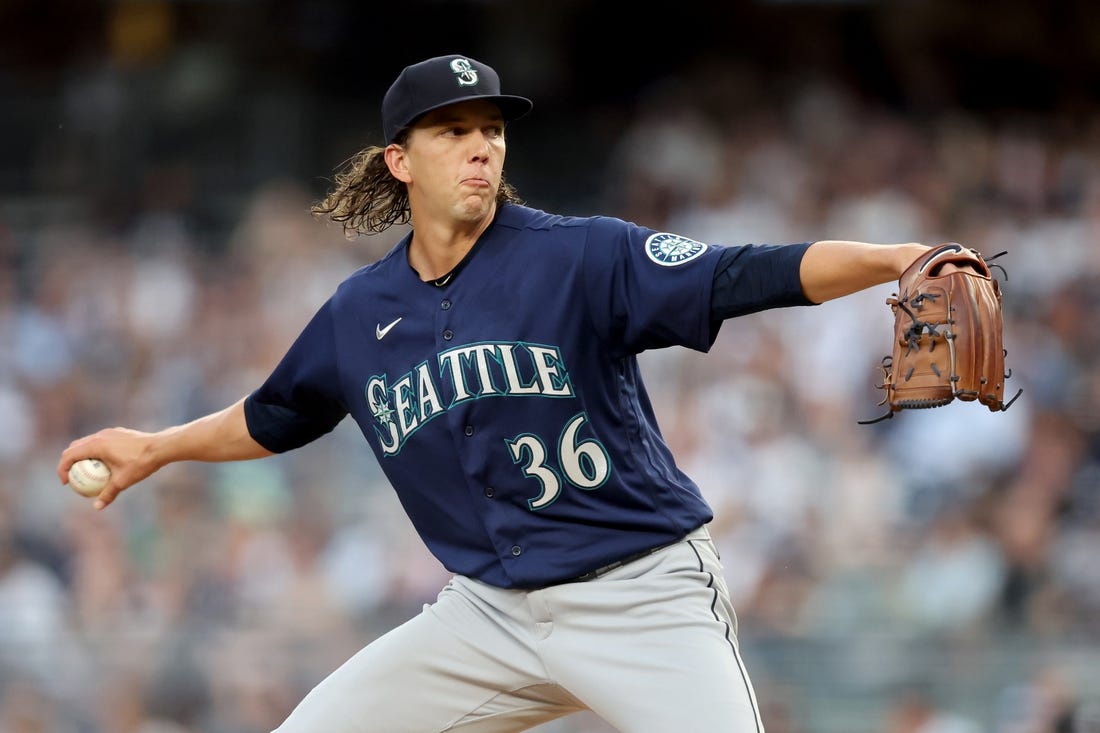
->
[[464, 425, 474, 436], [511, 545, 522, 556], [440, 299, 451, 310], [443, 329, 454, 340], [484, 487, 495, 498]]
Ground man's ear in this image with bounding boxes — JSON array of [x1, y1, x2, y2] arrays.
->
[[384, 143, 412, 183]]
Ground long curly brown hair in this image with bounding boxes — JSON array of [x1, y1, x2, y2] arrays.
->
[[312, 131, 524, 237]]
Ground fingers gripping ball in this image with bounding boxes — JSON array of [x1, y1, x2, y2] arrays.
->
[[68, 459, 112, 497], [860, 243, 1023, 424]]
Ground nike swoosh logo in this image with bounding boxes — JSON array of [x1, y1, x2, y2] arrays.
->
[[376, 317, 403, 340]]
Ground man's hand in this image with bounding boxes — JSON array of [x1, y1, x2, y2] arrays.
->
[[58, 428, 161, 510]]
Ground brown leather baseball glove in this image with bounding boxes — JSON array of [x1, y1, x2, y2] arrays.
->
[[860, 243, 1022, 424]]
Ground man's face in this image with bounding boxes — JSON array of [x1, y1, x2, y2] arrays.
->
[[396, 100, 507, 224]]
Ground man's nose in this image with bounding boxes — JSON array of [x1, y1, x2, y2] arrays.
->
[[469, 131, 492, 160]]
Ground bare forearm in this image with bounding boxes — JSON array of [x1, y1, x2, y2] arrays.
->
[[149, 398, 273, 466], [800, 240, 930, 303], [59, 396, 273, 509]]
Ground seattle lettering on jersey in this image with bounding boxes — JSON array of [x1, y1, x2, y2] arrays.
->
[[365, 341, 574, 455]]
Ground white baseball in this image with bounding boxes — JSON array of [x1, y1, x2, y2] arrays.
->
[[68, 458, 112, 497]]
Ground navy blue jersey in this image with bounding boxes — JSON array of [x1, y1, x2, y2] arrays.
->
[[246, 204, 809, 588]]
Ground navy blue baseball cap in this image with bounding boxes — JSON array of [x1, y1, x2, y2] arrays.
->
[[382, 54, 533, 144]]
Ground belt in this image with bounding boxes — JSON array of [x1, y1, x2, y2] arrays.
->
[[551, 535, 685, 586]]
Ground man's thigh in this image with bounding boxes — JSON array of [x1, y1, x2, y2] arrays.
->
[[275, 581, 583, 733], [540, 529, 765, 733]]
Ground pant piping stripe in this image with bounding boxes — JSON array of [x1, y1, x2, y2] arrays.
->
[[689, 540, 763, 733]]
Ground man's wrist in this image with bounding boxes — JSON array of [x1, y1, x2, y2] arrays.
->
[[895, 243, 931, 277]]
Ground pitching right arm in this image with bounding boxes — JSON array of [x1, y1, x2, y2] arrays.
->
[[57, 397, 273, 510]]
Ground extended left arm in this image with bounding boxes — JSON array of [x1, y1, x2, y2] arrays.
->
[[799, 240, 930, 304]]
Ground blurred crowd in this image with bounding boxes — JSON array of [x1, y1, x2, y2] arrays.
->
[[3, 55, 1100, 733]]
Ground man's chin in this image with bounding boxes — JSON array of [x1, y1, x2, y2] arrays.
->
[[454, 195, 495, 222]]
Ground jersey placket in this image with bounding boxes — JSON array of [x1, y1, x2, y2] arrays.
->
[[433, 286, 529, 579]]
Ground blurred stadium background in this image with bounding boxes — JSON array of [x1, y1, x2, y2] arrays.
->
[[2, 1, 1100, 731]]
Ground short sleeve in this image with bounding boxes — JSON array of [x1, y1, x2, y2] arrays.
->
[[582, 217, 724, 356], [244, 299, 348, 453]]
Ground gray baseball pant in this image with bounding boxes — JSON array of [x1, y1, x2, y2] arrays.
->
[[273, 525, 764, 732]]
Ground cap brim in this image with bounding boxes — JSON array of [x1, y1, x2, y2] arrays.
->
[[487, 94, 534, 122], [395, 94, 533, 141]]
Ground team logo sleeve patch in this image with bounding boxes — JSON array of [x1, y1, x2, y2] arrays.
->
[[644, 233, 708, 266]]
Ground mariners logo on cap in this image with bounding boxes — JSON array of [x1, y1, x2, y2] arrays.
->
[[450, 58, 479, 86], [644, 232, 707, 266]]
